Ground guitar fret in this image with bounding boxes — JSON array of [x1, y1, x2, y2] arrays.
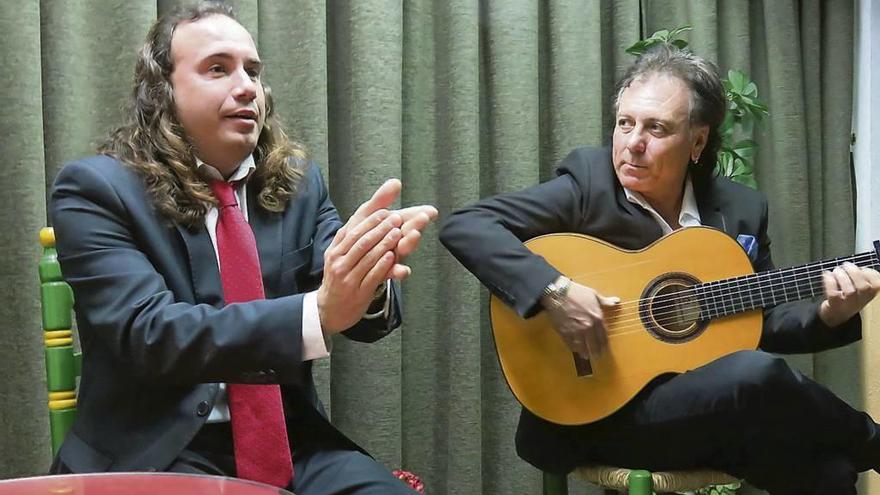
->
[[736, 275, 747, 313], [703, 281, 718, 320], [773, 270, 784, 304], [758, 274, 766, 307], [692, 249, 880, 324]]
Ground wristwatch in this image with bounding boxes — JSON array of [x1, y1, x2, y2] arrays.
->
[[541, 276, 571, 310]]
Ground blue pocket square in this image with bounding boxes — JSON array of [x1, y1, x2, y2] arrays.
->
[[736, 234, 758, 262]]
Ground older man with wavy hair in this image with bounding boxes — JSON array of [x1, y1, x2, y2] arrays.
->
[[49, 3, 435, 494]]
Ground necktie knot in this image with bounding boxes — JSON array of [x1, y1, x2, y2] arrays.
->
[[210, 180, 238, 209]]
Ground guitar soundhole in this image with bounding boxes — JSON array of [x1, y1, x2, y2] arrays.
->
[[640, 272, 707, 343]]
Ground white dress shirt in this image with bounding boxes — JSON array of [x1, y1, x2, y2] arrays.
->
[[199, 156, 329, 422], [622, 177, 702, 233]]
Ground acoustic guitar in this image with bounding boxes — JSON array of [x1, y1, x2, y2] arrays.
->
[[489, 226, 880, 426]]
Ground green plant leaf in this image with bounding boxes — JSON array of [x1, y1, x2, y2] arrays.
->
[[732, 139, 757, 158], [625, 40, 649, 55], [719, 112, 735, 135], [727, 70, 747, 92], [750, 100, 769, 118], [672, 39, 689, 50], [668, 25, 693, 38]]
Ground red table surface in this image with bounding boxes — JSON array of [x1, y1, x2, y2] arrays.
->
[[0, 472, 294, 495]]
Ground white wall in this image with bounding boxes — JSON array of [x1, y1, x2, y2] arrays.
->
[[855, 0, 880, 249], [855, 3, 880, 492]]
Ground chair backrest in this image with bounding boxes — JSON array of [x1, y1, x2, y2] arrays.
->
[[39, 227, 80, 455]]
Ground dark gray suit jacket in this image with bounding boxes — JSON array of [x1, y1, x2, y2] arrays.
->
[[439, 146, 860, 466], [50, 155, 400, 473]]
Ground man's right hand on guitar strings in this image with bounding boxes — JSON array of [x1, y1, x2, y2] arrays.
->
[[540, 275, 620, 360]]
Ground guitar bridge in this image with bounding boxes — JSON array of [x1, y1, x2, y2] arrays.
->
[[573, 353, 593, 377]]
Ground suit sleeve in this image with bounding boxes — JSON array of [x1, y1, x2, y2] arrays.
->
[[439, 153, 587, 318], [297, 164, 402, 343], [51, 160, 309, 386], [754, 199, 862, 353]]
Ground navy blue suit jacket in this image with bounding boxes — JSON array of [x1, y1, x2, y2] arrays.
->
[[50, 155, 401, 472]]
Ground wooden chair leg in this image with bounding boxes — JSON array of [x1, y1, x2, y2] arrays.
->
[[627, 470, 652, 495], [542, 471, 568, 495]]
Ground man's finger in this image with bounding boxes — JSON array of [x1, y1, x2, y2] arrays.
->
[[328, 226, 348, 251], [832, 266, 856, 297], [586, 321, 607, 357], [387, 263, 412, 281], [398, 205, 438, 233], [341, 220, 401, 276], [822, 271, 840, 301], [574, 336, 591, 361], [598, 295, 620, 307], [596, 319, 609, 352], [351, 179, 402, 225], [395, 230, 422, 260], [337, 210, 397, 257], [358, 242, 399, 290]]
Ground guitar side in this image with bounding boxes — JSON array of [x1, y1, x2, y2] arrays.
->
[[489, 227, 763, 425]]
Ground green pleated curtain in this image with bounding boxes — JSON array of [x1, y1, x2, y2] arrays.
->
[[0, 1, 857, 494]]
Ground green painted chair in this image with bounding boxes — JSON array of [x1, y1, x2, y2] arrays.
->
[[39, 227, 81, 455], [543, 465, 738, 494]]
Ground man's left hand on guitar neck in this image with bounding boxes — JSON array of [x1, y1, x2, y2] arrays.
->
[[819, 262, 880, 328]]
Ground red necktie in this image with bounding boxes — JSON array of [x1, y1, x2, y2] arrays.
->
[[210, 179, 293, 488]]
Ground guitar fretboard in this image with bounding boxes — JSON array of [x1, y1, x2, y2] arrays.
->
[[695, 245, 880, 321]]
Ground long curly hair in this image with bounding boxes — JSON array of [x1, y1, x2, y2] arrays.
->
[[99, 2, 305, 228]]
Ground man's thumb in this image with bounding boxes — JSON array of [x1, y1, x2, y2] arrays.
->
[[598, 294, 620, 307]]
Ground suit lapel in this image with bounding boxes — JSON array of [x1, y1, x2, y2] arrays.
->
[[694, 176, 728, 233], [176, 223, 225, 307], [611, 184, 664, 246], [247, 185, 283, 296]]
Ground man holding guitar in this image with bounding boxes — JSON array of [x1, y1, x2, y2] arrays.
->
[[440, 44, 880, 495]]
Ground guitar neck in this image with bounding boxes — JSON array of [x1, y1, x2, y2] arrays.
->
[[695, 242, 880, 321]]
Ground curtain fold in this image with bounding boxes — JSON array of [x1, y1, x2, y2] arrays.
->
[[0, 0, 49, 477], [0, 2, 858, 494]]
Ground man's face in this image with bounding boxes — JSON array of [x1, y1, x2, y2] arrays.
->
[[611, 74, 707, 204], [170, 14, 265, 174]]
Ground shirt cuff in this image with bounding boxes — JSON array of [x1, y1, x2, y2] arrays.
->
[[302, 290, 332, 361], [362, 281, 391, 320]]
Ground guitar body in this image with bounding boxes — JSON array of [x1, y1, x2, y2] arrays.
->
[[489, 227, 763, 426]]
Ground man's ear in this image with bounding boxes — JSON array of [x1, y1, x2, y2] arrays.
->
[[691, 125, 709, 163]]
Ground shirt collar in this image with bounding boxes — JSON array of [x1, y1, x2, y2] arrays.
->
[[623, 176, 701, 227], [196, 155, 256, 183]]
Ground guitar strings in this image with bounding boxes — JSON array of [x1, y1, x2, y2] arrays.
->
[[601, 252, 877, 315], [603, 265, 880, 337], [582, 251, 877, 317], [553, 253, 880, 337], [605, 254, 880, 328], [604, 257, 880, 334]]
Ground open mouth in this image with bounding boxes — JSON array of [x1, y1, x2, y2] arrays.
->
[[226, 110, 258, 122]]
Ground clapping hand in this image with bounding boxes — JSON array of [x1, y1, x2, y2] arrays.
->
[[318, 179, 438, 334]]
